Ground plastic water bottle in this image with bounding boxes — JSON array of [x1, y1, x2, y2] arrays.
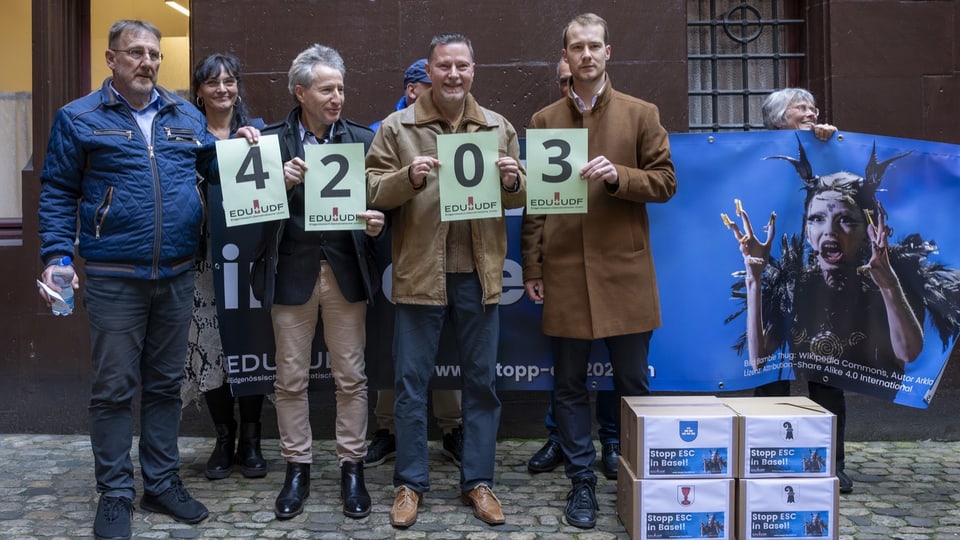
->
[[50, 256, 75, 316]]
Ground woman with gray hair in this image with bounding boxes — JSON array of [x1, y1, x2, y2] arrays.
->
[[761, 88, 838, 141]]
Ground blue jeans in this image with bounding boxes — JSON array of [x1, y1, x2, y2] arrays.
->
[[392, 272, 501, 494], [545, 390, 618, 445], [84, 272, 194, 500], [553, 332, 652, 480]]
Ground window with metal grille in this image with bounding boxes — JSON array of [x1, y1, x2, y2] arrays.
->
[[688, 1, 806, 132]]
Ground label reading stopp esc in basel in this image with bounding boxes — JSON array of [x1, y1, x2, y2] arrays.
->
[[646, 512, 727, 539], [751, 511, 830, 538], [748, 447, 829, 475], [649, 448, 730, 475]]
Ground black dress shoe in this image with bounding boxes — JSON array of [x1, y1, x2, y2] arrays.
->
[[563, 475, 598, 529], [341, 461, 371, 518], [275, 463, 310, 519], [600, 442, 619, 480], [528, 439, 564, 473]]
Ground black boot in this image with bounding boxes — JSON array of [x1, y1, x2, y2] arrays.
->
[[275, 463, 310, 519], [237, 423, 267, 478], [205, 423, 236, 480], [341, 461, 371, 518]]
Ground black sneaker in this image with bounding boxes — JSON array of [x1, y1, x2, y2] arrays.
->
[[441, 426, 463, 467], [563, 475, 598, 529], [140, 479, 209, 524], [365, 429, 397, 467], [93, 495, 133, 540]]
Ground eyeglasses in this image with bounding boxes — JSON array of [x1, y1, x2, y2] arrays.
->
[[111, 48, 164, 63], [790, 103, 819, 116], [202, 78, 238, 89], [558, 76, 572, 87]]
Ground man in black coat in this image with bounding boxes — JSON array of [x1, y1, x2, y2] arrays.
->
[[255, 43, 384, 521]]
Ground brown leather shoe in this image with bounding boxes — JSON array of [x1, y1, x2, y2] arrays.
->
[[460, 484, 505, 525], [389, 485, 420, 528]]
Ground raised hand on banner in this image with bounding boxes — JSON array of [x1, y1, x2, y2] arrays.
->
[[859, 201, 898, 288], [722, 199, 778, 372], [859, 200, 924, 363], [721, 199, 776, 278]]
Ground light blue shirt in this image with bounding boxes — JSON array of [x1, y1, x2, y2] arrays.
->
[[299, 120, 329, 145], [110, 83, 161, 146]]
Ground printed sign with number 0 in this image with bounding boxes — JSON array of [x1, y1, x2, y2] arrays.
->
[[437, 131, 502, 221], [216, 134, 288, 227], [525, 128, 588, 214], [303, 143, 367, 231]]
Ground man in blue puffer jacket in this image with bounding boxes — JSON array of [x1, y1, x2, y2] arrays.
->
[[37, 19, 259, 540]]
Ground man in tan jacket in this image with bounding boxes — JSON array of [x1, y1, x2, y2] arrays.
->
[[366, 33, 526, 529], [521, 12, 677, 529]]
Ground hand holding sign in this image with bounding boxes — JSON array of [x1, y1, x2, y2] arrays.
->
[[496, 156, 521, 191], [525, 128, 588, 214], [283, 157, 308, 190], [303, 143, 368, 231], [217, 134, 288, 226], [437, 131, 502, 221], [409, 156, 441, 188]]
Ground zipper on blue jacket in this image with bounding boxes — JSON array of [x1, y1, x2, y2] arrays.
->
[[94, 186, 113, 239], [93, 128, 134, 140]]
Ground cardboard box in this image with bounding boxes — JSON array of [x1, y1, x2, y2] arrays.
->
[[622, 396, 738, 478], [618, 457, 735, 540], [737, 477, 839, 539], [720, 397, 836, 478]]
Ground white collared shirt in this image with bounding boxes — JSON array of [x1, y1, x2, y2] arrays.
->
[[571, 73, 608, 112]]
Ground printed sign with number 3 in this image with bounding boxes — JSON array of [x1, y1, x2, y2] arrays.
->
[[525, 128, 588, 214]]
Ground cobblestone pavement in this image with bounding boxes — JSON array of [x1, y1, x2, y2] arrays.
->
[[1, 435, 959, 539]]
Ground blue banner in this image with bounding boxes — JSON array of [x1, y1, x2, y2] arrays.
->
[[210, 130, 960, 408], [649, 131, 960, 407]]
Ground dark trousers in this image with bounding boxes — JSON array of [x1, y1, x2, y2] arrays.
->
[[393, 272, 501, 493], [84, 272, 194, 500], [204, 384, 265, 425], [754, 380, 846, 470], [553, 332, 652, 480], [545, 390, 618, 445]]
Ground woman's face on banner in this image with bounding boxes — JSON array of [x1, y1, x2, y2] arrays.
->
[[805, 191, 868, 269]]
